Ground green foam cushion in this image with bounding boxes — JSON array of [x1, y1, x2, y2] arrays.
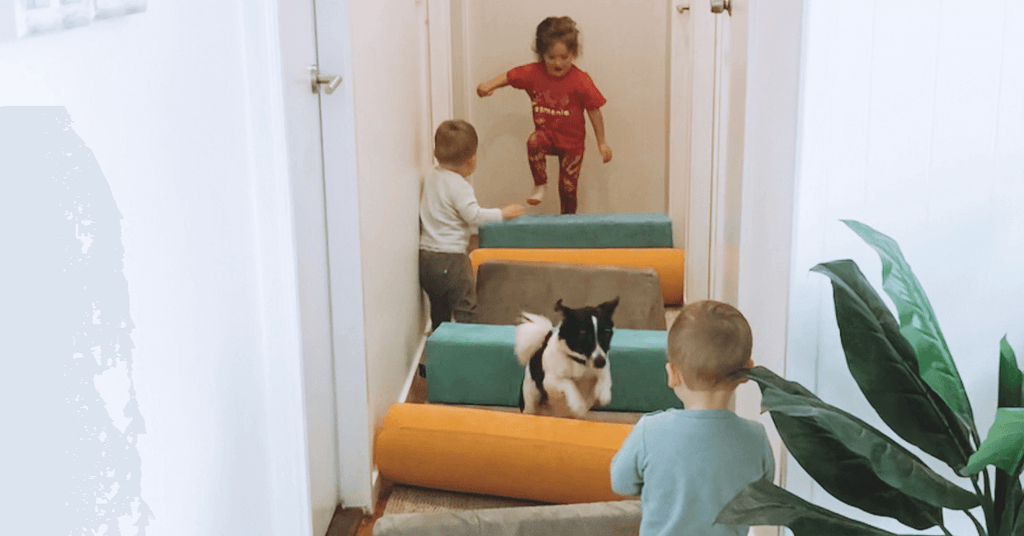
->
[[478, 213, 673, 249], [425, 323, 683, 413]]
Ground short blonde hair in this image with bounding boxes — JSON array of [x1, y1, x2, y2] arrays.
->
[[667, 300, 753, 390], [434, 119, 477, 166]]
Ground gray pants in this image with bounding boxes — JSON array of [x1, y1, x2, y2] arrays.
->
[[419, 249, 477, 331]]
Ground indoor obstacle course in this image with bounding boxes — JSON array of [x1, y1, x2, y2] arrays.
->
[[370, 212, 687, 534]]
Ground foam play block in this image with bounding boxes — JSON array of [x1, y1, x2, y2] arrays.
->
[[469, 247, 685, 305], [477, 213, 672, 249], [474, 260, 666, 330], [372, 501, 642, 536], [425, 322, 682, 413], [374, 403, 635, 504]]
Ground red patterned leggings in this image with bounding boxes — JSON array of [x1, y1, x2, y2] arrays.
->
[[527, 130, 584, 214]]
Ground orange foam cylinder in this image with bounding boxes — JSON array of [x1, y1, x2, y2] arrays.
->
[[470, 248, 685, 305], [374, 404, 634, 504]]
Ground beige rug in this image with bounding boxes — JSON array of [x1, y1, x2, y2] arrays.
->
[[382, 484, 544, 516]]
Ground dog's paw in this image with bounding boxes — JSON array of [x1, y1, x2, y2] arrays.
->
[[568, 400, 589, 418], [597, 389, 612, 407]]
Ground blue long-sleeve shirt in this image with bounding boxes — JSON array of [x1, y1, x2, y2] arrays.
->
[[610, 409, 774, 536]]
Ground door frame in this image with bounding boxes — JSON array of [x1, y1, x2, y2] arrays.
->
[[237, 0, 333, 533], [244, 0, 378, 529], [432, 0, 723, 303], [312, 0, 377, 515], [671, 0, 717, 304]]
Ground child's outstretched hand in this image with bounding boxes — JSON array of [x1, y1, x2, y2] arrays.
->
[[477, 74, 508, 98], [502, 203, 526, 220], [598, 143, 613, 163]]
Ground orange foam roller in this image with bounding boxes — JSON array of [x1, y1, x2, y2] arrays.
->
[[470, 248, 685, 305], [374, 404, 634, 504]]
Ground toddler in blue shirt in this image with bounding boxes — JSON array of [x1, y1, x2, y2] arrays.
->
[[610, 300, 774, 536]]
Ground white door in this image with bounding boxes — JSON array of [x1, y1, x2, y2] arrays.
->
[[276, 1, 372, 534], [676, 0, 750, 304]]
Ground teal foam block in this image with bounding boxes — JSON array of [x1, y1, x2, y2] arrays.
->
[[477, 213, 673, 249], [425, 322, 683, 413]]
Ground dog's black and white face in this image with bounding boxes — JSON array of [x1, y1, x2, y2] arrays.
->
[[555, 297, 619, 368]]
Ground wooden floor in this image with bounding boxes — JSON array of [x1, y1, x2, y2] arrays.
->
[[353, 479, 393, 536]]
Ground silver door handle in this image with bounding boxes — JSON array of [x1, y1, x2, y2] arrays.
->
[[676, 4, 690, 12], [711, 0, 732, 15], [310, 65, 343, 95]]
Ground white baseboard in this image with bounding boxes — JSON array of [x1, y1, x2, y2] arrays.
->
[[372, 313, 429, 514], [398, 302, 431, 404], [368, 468, 380, 515]]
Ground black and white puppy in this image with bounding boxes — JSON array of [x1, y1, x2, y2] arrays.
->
[[514, 298, 619, 418]]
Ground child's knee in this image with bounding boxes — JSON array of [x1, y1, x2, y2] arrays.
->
[[526, 130, 549, 150]]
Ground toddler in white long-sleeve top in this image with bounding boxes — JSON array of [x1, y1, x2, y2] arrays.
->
[[419, 119, 525, 332]]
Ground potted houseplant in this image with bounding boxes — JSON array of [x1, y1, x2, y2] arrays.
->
[[717, 220, 1024, 536]]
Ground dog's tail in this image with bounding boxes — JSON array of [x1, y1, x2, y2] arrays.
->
[[514, 313, 553, 366]]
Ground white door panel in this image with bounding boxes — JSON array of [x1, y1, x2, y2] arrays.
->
[[277, 0, 372, 532], [310, 0, 375, 517]]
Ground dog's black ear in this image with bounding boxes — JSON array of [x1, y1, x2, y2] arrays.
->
[[555, 299, 576, 319], [599, 297, 620, 315]]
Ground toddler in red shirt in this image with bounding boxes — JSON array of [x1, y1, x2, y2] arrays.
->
[[477, 16, 612, 214]]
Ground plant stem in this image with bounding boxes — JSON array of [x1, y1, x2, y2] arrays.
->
[[965, 509, 988, 536], [970, 477, 995, 535], [982, 469, 994, 533]]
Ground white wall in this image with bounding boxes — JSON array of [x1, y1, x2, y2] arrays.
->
[[784, 0, 1024, 533], [456, 0, 668, 215], [349, 0, 430, 439], [733, 5, 804, 530], [0, 1, 314, 534]]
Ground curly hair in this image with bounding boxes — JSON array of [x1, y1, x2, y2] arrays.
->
[[533, 16, 580, 59]]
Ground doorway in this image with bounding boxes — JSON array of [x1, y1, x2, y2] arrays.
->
[[450, 0, 670, 217], [432, 0, 743, 303]]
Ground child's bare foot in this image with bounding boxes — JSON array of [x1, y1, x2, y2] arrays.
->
[[527, 185, 545, 205]]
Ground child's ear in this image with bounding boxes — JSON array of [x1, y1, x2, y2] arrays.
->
[[738, 359, 755, 384], [665, 362, 680, 388]]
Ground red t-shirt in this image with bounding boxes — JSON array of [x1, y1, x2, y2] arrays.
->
[[506, 62, 606, 150]]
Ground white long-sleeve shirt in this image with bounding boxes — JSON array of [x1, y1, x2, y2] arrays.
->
[[419, 166, 503, 253]]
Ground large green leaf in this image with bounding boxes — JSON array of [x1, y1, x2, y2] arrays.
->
[[962, 408, 1024, 477], [812, 260, 974, 470], [999, 337, 1023, 409], [749, 367, 978, 527], [995, 339, 1024, 536], [843, 220, 976, 434], [715, 477, 900, 536]]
